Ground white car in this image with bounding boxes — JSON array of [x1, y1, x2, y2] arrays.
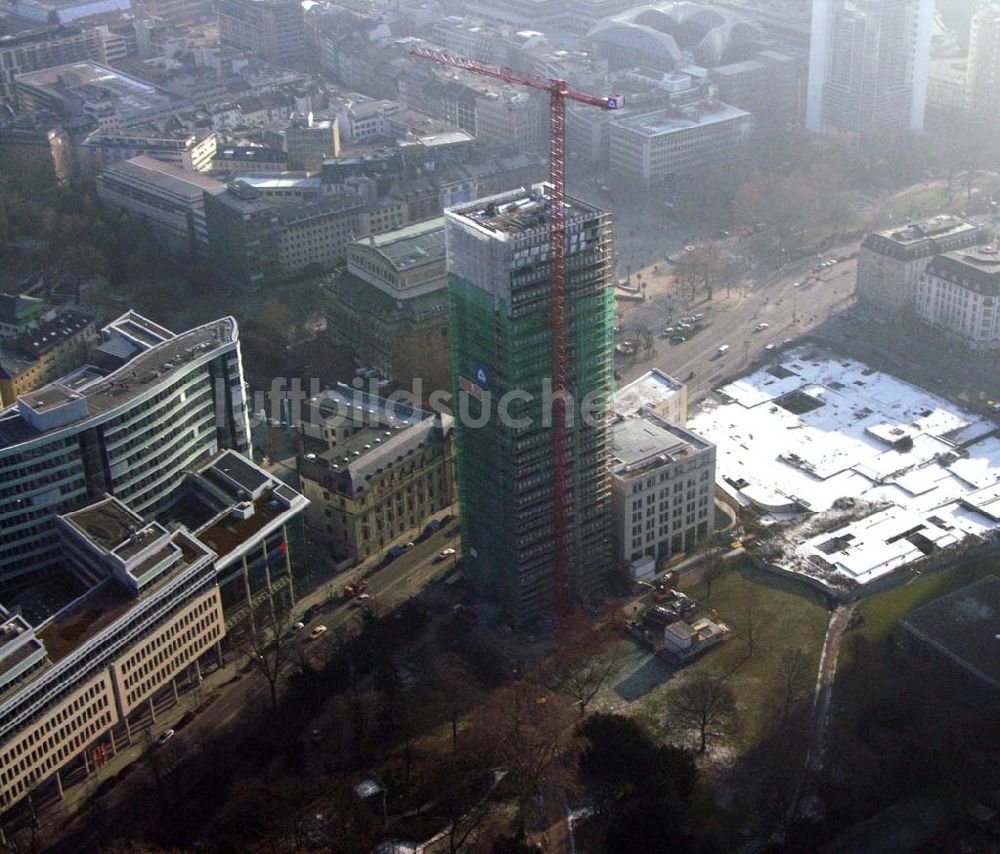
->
[[156, 729, 175, 746], [355, 593, 371, 602], [754, 322, 770, 332], [310, 625, 328, 640]]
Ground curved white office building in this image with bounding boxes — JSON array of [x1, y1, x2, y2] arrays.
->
[[0, 312, 250, 588]]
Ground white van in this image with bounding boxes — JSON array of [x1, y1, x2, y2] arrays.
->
[[717, 344, 730, 355]]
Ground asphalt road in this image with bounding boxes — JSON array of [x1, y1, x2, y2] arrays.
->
[[615, 244, 859, 397]]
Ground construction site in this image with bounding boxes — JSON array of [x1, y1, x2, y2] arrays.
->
[[444, 185, 616, 626]]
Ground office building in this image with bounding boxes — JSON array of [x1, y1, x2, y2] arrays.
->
[[217, 0, 305, 69], [445, 185, 614, 625], [325, 218, 451, 394], [297, 386, 455, 563], [609, 100, 752, 185], [11, 0, 130, 25], [0, 312, 251, 588], [161, 450, 309, 626], [806, 0, 934, 135], [78, 126, 217, 176], [612, 368, 688, 425], [96, 156, 226, 256], [211, 145, 287, 174], [964, 2, 1000, 125], [611, 409, 716, 565], [857, 214, 985, 316], [204, 181, 407, 285], [707, 51, 801, 126], [0, 449, 307, 811], [0, 522, 222, 812], [0, 24, 96, 105], [916, 245, 1000, 348], [0, 311, 97, 407], [285, 115, 340, 173], [15, 61, 191, 131]]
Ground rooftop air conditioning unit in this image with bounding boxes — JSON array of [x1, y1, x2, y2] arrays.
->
[[233, 501, 255, 521]]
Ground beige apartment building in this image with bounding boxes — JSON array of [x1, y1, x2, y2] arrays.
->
[[857, 214, 985, 316], [917, 245, 1000, 348], [611, 409, 716, 566], [0, 310, 96, 407], [297, 387, 456, 562]]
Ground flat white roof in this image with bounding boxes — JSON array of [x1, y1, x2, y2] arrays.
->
[[612, 368, 684, 416], [689, 347, 1000, 589]]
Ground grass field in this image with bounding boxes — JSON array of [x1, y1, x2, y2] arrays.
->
[[593, 560, 831, 748]]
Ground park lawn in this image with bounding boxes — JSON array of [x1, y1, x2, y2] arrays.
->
[[598, 560, 831, 749], [679, 561, 831, 744]]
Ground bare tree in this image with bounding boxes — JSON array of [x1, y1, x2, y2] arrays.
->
[[232, 599, 294, 712], [674, 242, 731, 301], [473, 681, 581, 837], [771, 648, 813, 724], [735, 594, 770, 659], [537, 617, 614, 718], [666, 673, 738, 754], [700, 533, 727, 600], [429, 653, 480, 752]]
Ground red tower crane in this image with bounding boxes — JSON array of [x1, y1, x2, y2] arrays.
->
[[411, 47, 623, 618]]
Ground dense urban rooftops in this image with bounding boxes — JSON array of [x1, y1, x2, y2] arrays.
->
[[16, 61, 190, 123]]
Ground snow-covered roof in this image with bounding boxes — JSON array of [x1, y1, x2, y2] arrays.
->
[[689, 347, 1000, 589]]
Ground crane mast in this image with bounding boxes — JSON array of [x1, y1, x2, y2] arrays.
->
[[411, 47, 622, 619]]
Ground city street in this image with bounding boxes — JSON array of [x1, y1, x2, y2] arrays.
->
[[614, 243, 859, 396], [38, 520, 460, 852]]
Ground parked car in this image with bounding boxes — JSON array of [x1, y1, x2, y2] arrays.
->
[[156, 729, 175, 746], [670, 335, 687, 344], [310, 625, 328, 640]]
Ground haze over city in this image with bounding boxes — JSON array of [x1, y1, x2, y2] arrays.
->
[[0, 0, 997, 850]]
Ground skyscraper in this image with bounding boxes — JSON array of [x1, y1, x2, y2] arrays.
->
[[964, 2, 1000, 124], [806, 0, 933, 136], [0, 312, 250, 588], [445, 184, 614, 626]]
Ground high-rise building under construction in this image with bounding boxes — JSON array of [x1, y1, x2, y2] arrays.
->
[[445, 184, 614, 625]]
